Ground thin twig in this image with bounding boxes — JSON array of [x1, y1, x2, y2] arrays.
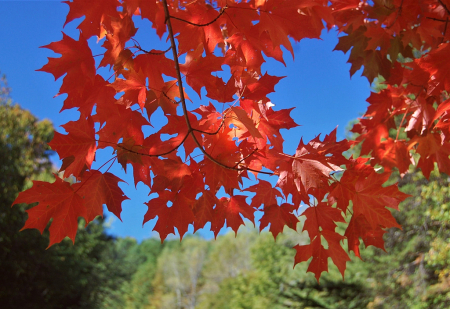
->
[[438, 0, 450, 15], [74, 156, 117, 193], [98, 134, 189, 157], [133, 45, 172, 55], [387, 0, 403, 29], [233, 148, 258, 168], [426, 16, 448, 22], [169, 5, 227, 27]]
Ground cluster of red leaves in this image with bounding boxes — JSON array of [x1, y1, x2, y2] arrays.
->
[[13, 0, 450, 281]]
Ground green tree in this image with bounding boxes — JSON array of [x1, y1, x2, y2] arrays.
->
[[147, 237, 209, 309], [123, 238, 166, 309], [0, 74, 138, 309]]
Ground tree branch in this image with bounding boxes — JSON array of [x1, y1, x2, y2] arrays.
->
[[168, 5, 227, 27], [162, 0, 273, 176], [438, 0, 450, 15], [97, 134, 189, 157]]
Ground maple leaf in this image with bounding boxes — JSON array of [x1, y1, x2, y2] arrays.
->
[[211, 196, 255, 237], [345, 215, 387, 257], [134, 53, 177, 98], [259, 203, 299, 240], [131, 162, 151, 188], [145, 80, 189, 116], [38, 32, 96, 91], [409, 133, 450, 179], [143, 190, 195, 241], [294, 230, 349, 282], [180, 47, 224, 97], [277, 130, 347, 203], [205, 76, 238, 103], [139, 0, 167, 38], [95, 103, 149, 147], [246, 179, 283, 208], [302, 202, 345, 240], [362, 49, 392, 83], [171, 2, 223, 54], [372, 138, 411, 175], [256, 107, 299, 151], [63, 0, 120, 38], [116, 137, 146, 171], [12, 176, 87, 247], [192, 190, 217, 232], [258, 0, 332, 50], [329, 159, 409, 232], [99, 13, 137, 68], [334, 26, 369, 76], [111, 68, 148, 110], [60, 74, 116, 117], [225, 33, 265, 71], [49, 117, 97, 178], [243, 73, 285, 101], [419, 42, 450, 93], [202, 159, 241, 192], [73, 170, 129, 222], [229, 106, 263, 139]]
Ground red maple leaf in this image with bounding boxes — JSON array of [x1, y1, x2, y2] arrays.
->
[[246, 179, 283, 208], [143, 190, 195, 241], [73, 170, 129, 222], [345, 215, 387, 257], [38, 32, 96, 92], [259, 203, 299, 240], [12, 176, 87, 247], [171, 2, 224, 54], [180, 47, 224, 97], [63, 0, 120, 38], [192, 190, 217, 232], [419, 42, 450, 92], [49, 117, 97, 178], [302, 202, 345, 240], [409, 133, 450, 179], [211, 196, 255, 237], [294, 230, 350, 282]]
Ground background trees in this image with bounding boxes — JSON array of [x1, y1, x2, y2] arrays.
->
[[0, 75, 138, 309]]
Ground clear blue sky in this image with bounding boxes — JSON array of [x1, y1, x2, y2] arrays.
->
[[0, 1, 371, 241]]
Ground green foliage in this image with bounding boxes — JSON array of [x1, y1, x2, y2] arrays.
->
[[0, 74, 145, 309]]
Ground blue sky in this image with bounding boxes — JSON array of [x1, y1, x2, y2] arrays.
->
[[0, 1, 371, 241]]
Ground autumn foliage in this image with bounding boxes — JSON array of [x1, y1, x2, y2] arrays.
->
[[12, 0, 450, 281]]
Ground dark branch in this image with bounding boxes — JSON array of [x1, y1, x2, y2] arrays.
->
[[233, 148, 258, 168], [133, 45, 172, 55], [168, 5, 227, 27], [438, 0, 450, 15], [426, 16, 449, 22], [97, 134, 189, 157]]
